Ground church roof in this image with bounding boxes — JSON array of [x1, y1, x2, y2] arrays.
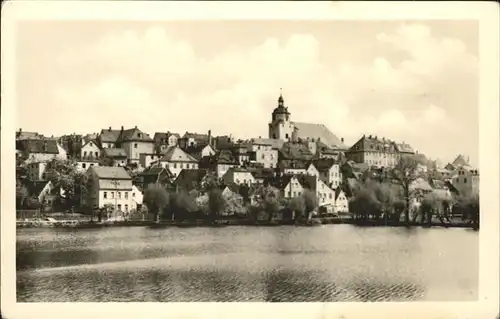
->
[[292, 122, 342, 148]]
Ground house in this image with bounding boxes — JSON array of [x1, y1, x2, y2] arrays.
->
[[213, 135, 236, 150], [130, 185, 144, 212], [305, 162, 320, 177], [199, 150, 239, 178], [222, 167, 256, 186], [184, 144, 216, 161], [340, 160, 369, 179], [26, 161, 49, 181], [231, 143, 251, 165], [312, 158, 342, 189], [279, 159, 309, 175], [265, 174, 304, 199], [317, 139, 348, 160], [451, 165, 479, 196], [16, 139, 67, 164], [86, 166, 134, 213], [27, 180, 58, 208], [136, 167, 174, 190], [153, 131, 180, 152], [174, 169, 210, 192], [98, 127, 122, 149], [80, 139, 101, 160], [278, 142, 314, 161], [178, 130, 214, 149], [139, 153, 162, 169], [296, 175, 336, 208], [102, 148, 128, 167], [248, 168, 276, 184], [247, 138, 279, 168], [58, 134, 84, 159], [75, 160, 99, 172], [16, 129, 45, 141], [409, 177, 434, 212], [116, 126, 155, 166], [345, 135, 403, 168], [334, 188, 349, 213], [153, 146, 199, 178]]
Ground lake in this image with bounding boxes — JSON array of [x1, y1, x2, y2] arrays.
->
[[16, 225, 478, 302]]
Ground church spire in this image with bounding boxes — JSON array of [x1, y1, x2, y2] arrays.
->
[[278, 88, 284, 107]]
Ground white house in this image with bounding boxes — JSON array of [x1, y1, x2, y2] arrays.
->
[[17, 139, 67, 164], [154, 146, 199, 178], [130, 184, 143, 211], [86, 166, 134, 214], [334, 189, 349, 213], [312, 158, 342, 189], [222, 168, 256, 186], [80, 140, 101, 160]]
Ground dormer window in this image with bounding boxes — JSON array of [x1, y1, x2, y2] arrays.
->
[[138, 133, 142, 138]]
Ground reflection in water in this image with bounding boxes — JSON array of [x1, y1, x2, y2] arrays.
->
[[17, 225, 478, 302]]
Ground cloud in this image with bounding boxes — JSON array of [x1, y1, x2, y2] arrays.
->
[[50, 22, 477, 163]]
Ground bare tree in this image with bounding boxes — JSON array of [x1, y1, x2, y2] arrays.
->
[[390, 155, 425, 224]]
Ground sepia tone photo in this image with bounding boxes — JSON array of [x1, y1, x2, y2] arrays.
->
[[2, 1, 499, 318]]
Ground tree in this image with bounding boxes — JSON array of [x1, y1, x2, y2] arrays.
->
[[167, 191, 198, 221], [288, 196, 305, 222], [457, 192, 479, 227], [390, 155, 425, 225], [254, 185, 281, 221], [208, 188, 225, 221], [301, 189, 318, 220], [143, 184, 169, 222], [44, 158, 90, 210], [16, 180, 29, 209], [349, 187, 379, 220]]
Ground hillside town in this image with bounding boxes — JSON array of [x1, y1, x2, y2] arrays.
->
[[15, 92, 480, 226]]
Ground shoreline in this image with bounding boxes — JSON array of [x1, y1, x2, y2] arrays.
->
[[16, 218, 479, 230]]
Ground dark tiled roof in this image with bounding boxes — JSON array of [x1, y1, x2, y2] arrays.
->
[[279, 142, 314, 160], [27, 180, 51, 197], [17, 139, 59, 154], [154, 132, 180, 143], [16, 131, 44, 140], [99, 129, 122, 143], [119, 127, 154, 142], [103, 148, 127, 158], [214, 150, 238, 165], [296, 175, 318, 190], [182, 132, 209, 143], [248, 168, 275, 180], [91, 166, 131, 180], [311, 158, 337, 171], [139, 167, 166, 176], [348, 135, 398, 153], [395, 143, 415, 153], [160, 146, 198, 162], [174, 169, 209, 189], [264, 174, 295, 190], [279, 159, 309, 170]]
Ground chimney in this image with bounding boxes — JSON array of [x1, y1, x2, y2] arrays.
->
[[108, 127, 111, 131], [43, 141, 48, 152], [208, 129, 212, 146], [135, 125, 137, 129], [121, 126, 124, 131], [341, 137, 344, 143], [19, 128, 22, 133]]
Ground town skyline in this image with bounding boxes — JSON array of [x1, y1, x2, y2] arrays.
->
[[16, 20, 478, 167]]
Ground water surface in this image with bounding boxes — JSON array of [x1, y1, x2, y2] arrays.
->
[[16, 225, 478, 302]]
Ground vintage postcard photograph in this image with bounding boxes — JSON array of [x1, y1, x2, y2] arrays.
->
[[1, 1, 499, 319]]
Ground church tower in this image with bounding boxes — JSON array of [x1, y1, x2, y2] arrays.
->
[[268, 89, 294, 141]]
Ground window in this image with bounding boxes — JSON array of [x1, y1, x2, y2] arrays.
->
[[117, 204, 122, 211], [138, 133, 142, 138], [118, 192, 121, 199], [90, 164, 94, 167], [125, 192, 128, 199], [180, 163, 183, 169], [82, 163, 86, 169], [464, 178, 467, 183], [261, 154, 265, 160], [95, 152, 99, 157], [125, 204, 129, 212], [134, 143, 138, 148], [293, 192, 296, 197], [104, 192, 108, 199], [84, 151, 87, 157], [288, 191, 292, 197], [329, 193, 333, 199], [285, 134, 289, 139], [111, 192, 115, 199], [132, 192, 135, 197], [151, 155, 154, 159], [173, 163, 177, 168]]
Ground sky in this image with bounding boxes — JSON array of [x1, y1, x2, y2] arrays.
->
[[16, 20, 478, 166]]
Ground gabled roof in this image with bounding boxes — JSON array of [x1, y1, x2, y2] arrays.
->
[[292, 122, 342, 148], [99, 128, 122, 143], [410, 177, 433, 191], [90, 166, 131, 180], [27, 180, 51, 197], [139, 167, 166, 176], [16, 139, 59, 154], [311, 158, 338, 171], [119, 127, 154, 142], [16, 131, 44, 140], [103, 148, 127, 158], [182, 132, 209, 143], [296, 175, 318, 190], [248, 168, 275, 180], [81, 139, 101, 150], [184, 144, 214, 160], [160, 146, 198, 163], [223, 183, 241, 195], [264, 174, 296, 190], [452, 154, 469, 166], [395, 143, 415, 153], [154, 131, 180, 143], [174, 169, 209, 189]]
